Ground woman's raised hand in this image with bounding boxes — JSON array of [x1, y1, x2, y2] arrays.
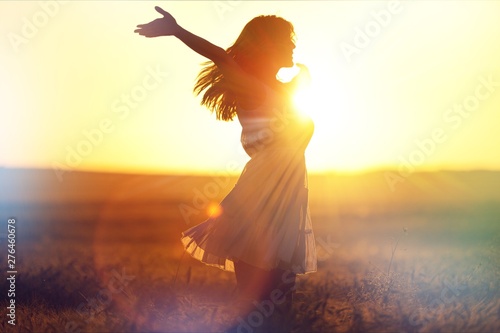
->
[[134, 6, 179, 37], [295, 63, 311, 84], [287, 63, 311, 92]]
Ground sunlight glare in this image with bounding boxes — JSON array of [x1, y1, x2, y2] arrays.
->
[[277, 65, 300, 83], [207, 202, 222, 218]]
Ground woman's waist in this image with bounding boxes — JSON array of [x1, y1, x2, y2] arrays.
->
[[242, 141, 308, 157]]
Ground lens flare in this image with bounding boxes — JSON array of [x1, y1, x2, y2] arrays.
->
[[207, 202, 222, 217]]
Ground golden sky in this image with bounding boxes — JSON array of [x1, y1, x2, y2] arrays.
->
[[1, 1, 499, 177]]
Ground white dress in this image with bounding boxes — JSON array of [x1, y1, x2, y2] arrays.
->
[[181, 85, 317, 274]]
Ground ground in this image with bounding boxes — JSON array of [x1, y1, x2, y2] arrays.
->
[[0, 169, 499, 332]]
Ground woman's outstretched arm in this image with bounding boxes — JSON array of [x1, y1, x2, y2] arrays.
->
[[135, 6, 265, 108], [135, 7, 228, 65]]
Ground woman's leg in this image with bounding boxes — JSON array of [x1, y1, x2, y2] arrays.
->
[[235, 261, 297, 300], [267, 267, 296, 331], [232, 260, 274, 331], [234, 260, 275, 301], [232, 262, 297, 331]]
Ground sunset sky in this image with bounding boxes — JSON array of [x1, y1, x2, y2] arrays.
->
[[1, 1, 499, 177]]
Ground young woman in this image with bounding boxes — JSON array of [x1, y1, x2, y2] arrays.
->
[[135, 5, 317, 323]]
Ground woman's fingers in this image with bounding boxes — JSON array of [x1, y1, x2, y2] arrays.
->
[[296, 63, 309, 70], [135, 7, 175, 37], [155, 6, 168, 16], [134, 26, 152, 35]]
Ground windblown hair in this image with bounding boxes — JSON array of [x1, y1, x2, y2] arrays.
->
[[193, 15, 295, 121]]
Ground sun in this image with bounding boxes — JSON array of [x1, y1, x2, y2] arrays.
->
[[277, 66, 309, 116], [277, 64, 334, 123], [277, 62, 376, 173], [293, 85, 315, 116], [279, 65, 330, 120]]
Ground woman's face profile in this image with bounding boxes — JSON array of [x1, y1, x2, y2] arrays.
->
[[268, 38, 296, 69]]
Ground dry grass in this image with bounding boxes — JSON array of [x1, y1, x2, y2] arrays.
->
[[1, 170, 499, 332], [1, 216, 498, 333]]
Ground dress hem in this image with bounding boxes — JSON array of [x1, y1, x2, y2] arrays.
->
[[180, 235, 317, 275]]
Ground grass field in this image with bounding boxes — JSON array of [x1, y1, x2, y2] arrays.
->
[[1, 169, 499, 332]]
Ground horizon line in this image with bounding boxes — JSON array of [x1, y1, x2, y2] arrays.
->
[[2, 166, 500, 178]]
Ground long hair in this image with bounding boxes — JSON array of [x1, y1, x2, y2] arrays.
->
[[194, 15, 295, 121]]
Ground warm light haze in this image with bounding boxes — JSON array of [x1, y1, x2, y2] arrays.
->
[[2, 1, 500, 177]]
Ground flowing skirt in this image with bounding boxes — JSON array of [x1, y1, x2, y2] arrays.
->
[[181, 146, 317, 274]]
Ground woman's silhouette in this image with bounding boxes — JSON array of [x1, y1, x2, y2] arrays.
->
[[135, 6, 317, 329]]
